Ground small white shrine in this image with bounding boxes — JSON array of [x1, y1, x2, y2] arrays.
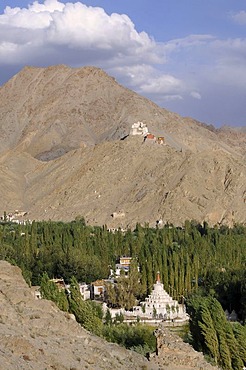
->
[[130, 121, 149, 136], [133, 272, 188, 321]]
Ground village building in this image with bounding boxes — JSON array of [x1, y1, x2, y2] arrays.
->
[[110, 256, 131, 278], [79, 283, 90, 300], [0, 210, 29, 224], [143, 133, 166, 145], [90, 279, 106, 300], [119, 256, 132, 268], [50, 278, 66, 290], [109, 256, 140, 278], [132, 272, 188, 321], [107, 227, 127, 234], [144, 133, 156, 142], [111, 210, 125, 219], [157, 136, 165, 144]]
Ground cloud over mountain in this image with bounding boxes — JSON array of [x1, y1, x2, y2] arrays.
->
[[0, 0, 191, 104], [0, 0, 159, 64], [0, 1, 246, 126]]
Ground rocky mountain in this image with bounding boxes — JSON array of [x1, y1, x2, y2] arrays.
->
[[1, 65, 246, 227], [0, 261, 220, 370]]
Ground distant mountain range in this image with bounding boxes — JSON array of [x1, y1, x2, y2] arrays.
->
[[1, 65, 246, 227]]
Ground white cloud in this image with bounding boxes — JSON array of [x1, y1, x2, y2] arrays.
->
[[139, 74, 183, 95], [162, 34, 246, 91], [162, 94, 183, 102], [1, 1, 246, 126], [30, 0, 65, 12], [190, 91, 201, 100], [165, 34, 215, 53], [205, 38, 246, 88], [0, 0, 160, 60], [111, 64, 184, 100], [231, 10, 246, 25], [0, 0, 184, 100]]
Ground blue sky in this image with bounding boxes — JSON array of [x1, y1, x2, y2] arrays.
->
[[1, 1, 246, 127]]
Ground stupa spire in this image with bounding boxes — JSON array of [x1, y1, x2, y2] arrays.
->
[[156, 271, 161, 283]]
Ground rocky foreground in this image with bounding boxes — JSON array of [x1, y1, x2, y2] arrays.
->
[[152, 326, 220, 370], [0, 261, 220, 370], [0, 261, 154, 370]]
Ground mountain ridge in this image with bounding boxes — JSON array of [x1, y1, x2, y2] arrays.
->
[[1, 65, 246, 227]]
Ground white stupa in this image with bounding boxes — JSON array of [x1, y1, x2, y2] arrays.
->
[[133, 272, 188, 321]]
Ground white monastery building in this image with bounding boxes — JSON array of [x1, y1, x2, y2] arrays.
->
[[130, 121, 149, 136]]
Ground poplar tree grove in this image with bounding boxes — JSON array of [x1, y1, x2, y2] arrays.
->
[[1, 218, 246, 367]]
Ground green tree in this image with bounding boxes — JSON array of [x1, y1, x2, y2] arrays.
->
[[232, 323, 246, 363], [40, 273, 68, 311], [68, 276, 102, 336], [198, 302, 219, 364], [105, 308, 112, 326]]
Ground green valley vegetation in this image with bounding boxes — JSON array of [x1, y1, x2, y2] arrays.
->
[[105, 258, 142, 309], [102, 321, 156, 356], [39, 272, 155, 355], [186, 295, 246, 369], [40, 272, 103, 336], [0, 218, 246, 366]]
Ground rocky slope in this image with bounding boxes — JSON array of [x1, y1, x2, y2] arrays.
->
[[152, 326, 220, 370], [0, 261, 220, 370], [1, 65, 246, 227]]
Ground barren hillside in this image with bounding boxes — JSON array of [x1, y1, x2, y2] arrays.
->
[[1, 65, 246, 227]]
